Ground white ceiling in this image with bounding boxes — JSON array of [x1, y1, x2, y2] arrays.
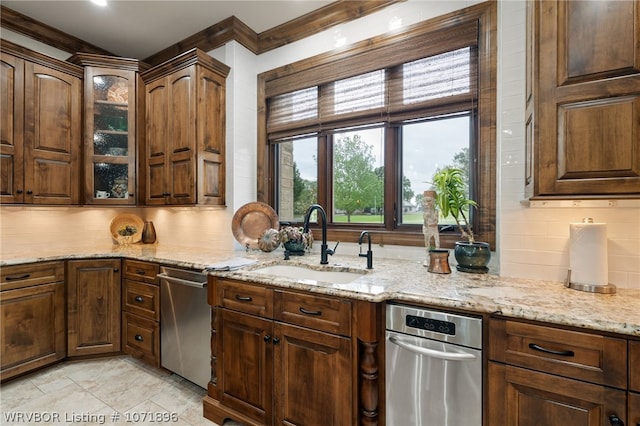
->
[[2, 0, 334, 59]]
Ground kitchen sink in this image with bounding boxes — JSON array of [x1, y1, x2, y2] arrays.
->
[[251, 264, 365, 284]]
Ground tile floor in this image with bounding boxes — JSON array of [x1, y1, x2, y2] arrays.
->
[[0, 356, 219, 425]]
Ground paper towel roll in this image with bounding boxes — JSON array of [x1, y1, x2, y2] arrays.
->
[[569, 221, 608, 286]]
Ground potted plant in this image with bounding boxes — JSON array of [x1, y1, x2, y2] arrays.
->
[[278, 226, 313, 256], [431, 166, 490, 273]]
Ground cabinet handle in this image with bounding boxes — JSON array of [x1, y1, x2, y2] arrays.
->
[[5, 274, 30, 281], [528, 343, 574, 357], [608, 414, 625, 426], [135, 335, 144, 342], [299, 307, 322, 316], [235, 295, 253, 302], [273, 337, 280, 345], [264, 335, 271, 342], [114, 268, 119, 273], [163, 192, 171, 197], [173, 147, 190, 153], [16, 189, 23, 194], [136, 269, 146, 275], [135, 296, 144, 303]]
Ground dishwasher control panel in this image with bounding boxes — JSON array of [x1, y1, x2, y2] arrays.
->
[[387, 303, 482, 349], [406, 315, 456, 336]]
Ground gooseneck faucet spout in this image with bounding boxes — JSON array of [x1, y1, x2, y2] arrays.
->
[[303, 204, 338, 264], [359, 231, 373, 269]]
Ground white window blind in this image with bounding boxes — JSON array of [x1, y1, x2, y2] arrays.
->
[[267, 45, 477, 137], [402, 47, 472, 104]]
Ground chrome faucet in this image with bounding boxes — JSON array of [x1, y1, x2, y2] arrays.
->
[[303, 204, 338, 264], [358, 231, 373, 269]]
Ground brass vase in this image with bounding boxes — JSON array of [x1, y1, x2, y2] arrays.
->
[[142, 221, 157, 244]]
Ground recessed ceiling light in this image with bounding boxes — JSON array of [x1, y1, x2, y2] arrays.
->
[[91, 0, 108, 6]]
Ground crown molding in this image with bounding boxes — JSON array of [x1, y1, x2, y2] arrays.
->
[[1, 1, 403, 65], [0, 5, 114, 56]]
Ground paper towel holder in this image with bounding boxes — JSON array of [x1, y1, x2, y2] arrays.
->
[[565, 269, 616, 294]]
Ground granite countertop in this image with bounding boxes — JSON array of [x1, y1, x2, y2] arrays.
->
[[2, 244, 639, 337]]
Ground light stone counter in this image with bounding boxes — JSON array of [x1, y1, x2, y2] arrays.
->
[[2, 244, 639, 337]]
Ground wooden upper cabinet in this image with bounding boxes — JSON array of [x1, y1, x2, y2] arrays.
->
[[0, 52, 24, 204], [69, 54, 148, 205], [141, 48, 229, 206], [526, 0, 640, 198], [0, 40, 83, 204]]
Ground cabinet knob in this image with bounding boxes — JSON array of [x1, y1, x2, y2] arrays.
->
[[135, 335, 144, 342], [26, 190, 33, 195], [16, 189, 23, 194], [264, 335, 271, 342], [273, 337, 280, 345], [608, 414, 625, 426], [114, 268, 119, 272], [135, 296, 144, 303]]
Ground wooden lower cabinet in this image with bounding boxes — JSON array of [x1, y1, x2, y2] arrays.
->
[[67, 259, 121, 357], [274, 321, 352, 426], [0, 261, 66, 381], [205, 278, 367, 426], [488, 362, 627, 426], [121, 260, 160, 367]]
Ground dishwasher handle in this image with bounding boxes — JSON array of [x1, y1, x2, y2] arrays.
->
[[158, 272, 207, 289], [388, 335, 477, 361]]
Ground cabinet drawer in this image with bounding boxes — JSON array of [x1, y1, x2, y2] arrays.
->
[[123, 279, 160, 321], [630, 340, 640, 392], [1, 262, 64, 291], [123, 260, 159, 284], [215, 278, 273, 318], [122, 312, 159, 368], [489, 318, 627, 388], [274, 290, 351, 336]]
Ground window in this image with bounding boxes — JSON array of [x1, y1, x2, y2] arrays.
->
[[259, 2, 496, 249]]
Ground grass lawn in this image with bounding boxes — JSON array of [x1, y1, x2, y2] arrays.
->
[[333, 212, 456, 225]]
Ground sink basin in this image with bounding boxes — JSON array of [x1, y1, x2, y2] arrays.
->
[[251, 264, 364, 284]]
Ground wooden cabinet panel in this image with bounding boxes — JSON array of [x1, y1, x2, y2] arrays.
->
[[23, 61, 81, 204], [629, 392, 640, 426], [488, 362, 627, 426], [274, 289, 351, 336], [630, 340, 640, 392], [0, 52, 24, 203], [216, 308, 273, 425], [67, 259, 121, 356], [0, 41, 82, 204], [142, 49, 228, 205], [122, 312, 159, 368], [526, 0, 640, 197], [121, 260, 160, 367], [274, 321, 352, 426], [0, 281, 65, 381], [123, 259, 159, 284], [123, 280, 159, 321], [489, 318, 627, 388], [215, 278, 273, 318], [1, 261, 65, 291]]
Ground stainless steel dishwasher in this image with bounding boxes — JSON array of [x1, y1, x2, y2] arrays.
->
[[158, 266, 210, 389], [385, 303, 483, 426]]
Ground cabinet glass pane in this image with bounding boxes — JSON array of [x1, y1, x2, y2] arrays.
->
[[93, 75, 129, 156], [94, 132, 128, 156], [94, 163, 129, 199]]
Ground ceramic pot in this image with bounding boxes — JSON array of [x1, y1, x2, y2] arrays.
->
[[454, 241, 490, 273], [283, 240, 306, 254], [142, 221, 157, 244]]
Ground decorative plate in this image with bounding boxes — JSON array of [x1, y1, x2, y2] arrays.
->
[[110, 213, 144, 244], [232, 202, 279, 249], [107, 81, 128, 103]]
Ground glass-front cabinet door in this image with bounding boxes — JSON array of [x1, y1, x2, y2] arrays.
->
[[84, 67, 136, 204]]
